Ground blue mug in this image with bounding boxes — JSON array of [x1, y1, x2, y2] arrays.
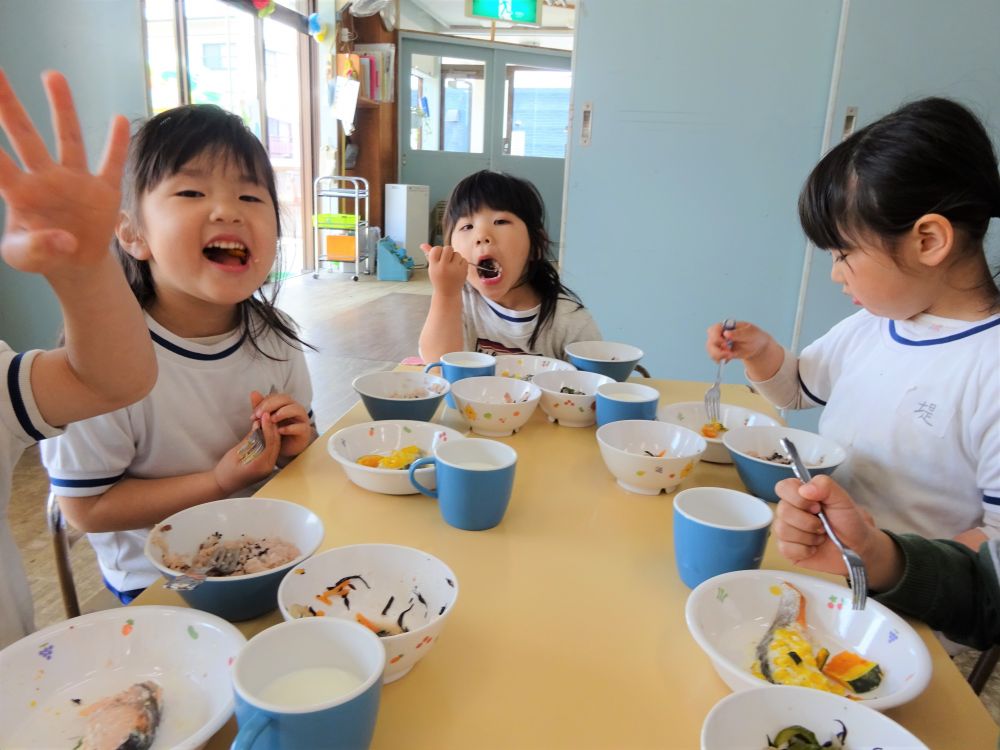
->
[[424, 351, 495, 409], [232, 618, 385, 750], [408, 439, 517, 531], [595, 382, 659, 427], [672, 487, 773, 589]]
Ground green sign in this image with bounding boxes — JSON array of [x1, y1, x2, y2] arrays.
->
[[466, 0, 541, 24]]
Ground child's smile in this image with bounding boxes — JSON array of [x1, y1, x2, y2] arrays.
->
[[202, 234, 252, 270]]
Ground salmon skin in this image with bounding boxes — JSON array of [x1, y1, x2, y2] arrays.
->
[[78, 680, 162, 750], [752, 583, 846, 695]]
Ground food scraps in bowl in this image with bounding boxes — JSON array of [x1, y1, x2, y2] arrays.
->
[[388, 384, 445, 399], [746, 451, 823, 467], [754, 582, 883, 698], [701, 420, 728, 439], [79, 680, 162, 750], [560, 386, 587, 395], [285, 573, 431, 639], [355, 445, 424, 469], [154, 531, 301, 577], [766, 721, 847, 749]]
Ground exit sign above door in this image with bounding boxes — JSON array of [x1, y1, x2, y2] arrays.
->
[[465, 0, 542, 25]]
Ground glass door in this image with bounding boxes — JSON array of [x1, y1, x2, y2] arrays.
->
[[142, 0, 311, 274], [399, 34, 570, 250]]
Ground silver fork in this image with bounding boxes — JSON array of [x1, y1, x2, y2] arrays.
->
[[704, 318, 735, 424], [163, 545, 241, 592], [779, 437, 868, 610], [238, 386, 277, 465]]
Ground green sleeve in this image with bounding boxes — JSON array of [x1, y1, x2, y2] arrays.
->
[[875, 533, 1000, 650]]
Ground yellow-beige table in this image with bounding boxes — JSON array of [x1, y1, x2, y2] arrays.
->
[[134, 380, 998, 749]]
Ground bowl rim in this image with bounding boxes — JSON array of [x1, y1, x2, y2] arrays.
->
[[276, 543, 460, 641], [531, 369, 614, 396], [449, 375, 542, 402], [145, 497, 324, 583], [657, 401, 782, 444], [596, 419, 707, 461], [0, 605, 245, 750], [722, 425, 846, 470], [326, 420, 465, 477], [700, 685, 929, 748], [352, 370, 451, 402], [564, 339, 644, 362], [492, 353, 576, 370], [684, 568, 932, 710]]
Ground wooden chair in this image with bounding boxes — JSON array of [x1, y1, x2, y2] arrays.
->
[[46, 492, 81, 619], [968, 645, 1000, 694]]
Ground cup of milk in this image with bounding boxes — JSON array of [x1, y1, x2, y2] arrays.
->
[[424, 351, 495, 408], [408, 438, 517, 531], [595, 382, 660, 427], [232, 618, 385, 749]]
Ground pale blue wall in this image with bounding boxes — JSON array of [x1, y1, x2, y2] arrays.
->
[[563, 0, 1000, 395], [797, 0, 1000, 351], [562, 0, 841, 382], [0, 0, 148, 351]]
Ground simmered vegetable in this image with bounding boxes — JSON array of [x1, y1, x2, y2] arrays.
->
[[822, 651, 883, 694], [766, 720, 847, 749]]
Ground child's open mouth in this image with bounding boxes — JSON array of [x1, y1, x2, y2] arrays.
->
[[203, 240, 250, 266], [476, 257, 501, 280]]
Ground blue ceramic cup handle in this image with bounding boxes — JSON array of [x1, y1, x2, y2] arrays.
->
[[423, 361, 443, 374], [232, 712, 270, 750], [408, 456, 438, 497]]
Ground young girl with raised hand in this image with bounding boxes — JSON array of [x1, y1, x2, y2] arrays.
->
[[706, 97, 1000, 547], [418, 170, 600, 363], [0, 70, 157, 645], [42, 103, 315, 603]]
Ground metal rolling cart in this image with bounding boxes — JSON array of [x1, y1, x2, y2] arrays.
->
[[313, 175, 370, 281]]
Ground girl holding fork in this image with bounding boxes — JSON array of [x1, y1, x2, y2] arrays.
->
[[42, 102, 315, 603], [705, 97, 1000, 549]]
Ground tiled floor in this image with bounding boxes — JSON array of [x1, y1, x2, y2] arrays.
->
[[8, 267, 1000, 725]]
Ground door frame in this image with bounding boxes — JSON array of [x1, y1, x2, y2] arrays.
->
[[398, 31, 571, 247]]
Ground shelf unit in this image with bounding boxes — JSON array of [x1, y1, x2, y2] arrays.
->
[[313, 175, 370, 281], [338, 11, 398, 232]]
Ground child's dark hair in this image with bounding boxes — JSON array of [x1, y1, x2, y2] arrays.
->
[[113, 104, 312, 356], [443, 170, 585, 350], [799, 96, 1000, 306]]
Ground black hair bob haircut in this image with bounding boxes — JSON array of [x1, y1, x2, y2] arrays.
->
[[113, 104, 312, 358], [443, 170, 585, 351]]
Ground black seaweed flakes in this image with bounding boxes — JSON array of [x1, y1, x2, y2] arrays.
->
[[397, 602, 416, 633], [381, 596, 395, 616]]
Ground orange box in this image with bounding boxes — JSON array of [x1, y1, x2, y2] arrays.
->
[[324, 234, 356, 261]]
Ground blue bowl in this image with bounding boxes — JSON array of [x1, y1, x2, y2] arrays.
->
[[145, 498, 325, 621], [722, 426, 846, 502], [353, 370, 450, 422], [564, 340, 643, 382]]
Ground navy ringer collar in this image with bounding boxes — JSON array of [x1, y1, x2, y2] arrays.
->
[[485, 299, 539, 324], [889, 315, 1000, 346], [147, 315, 245, 361]]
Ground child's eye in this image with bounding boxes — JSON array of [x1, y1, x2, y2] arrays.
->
[[457, 223, 473, 231], [833, 250, 848, 263], [494, 218, 510, 225], [176, 190, 203, 198], [240, 194, 265, 203]]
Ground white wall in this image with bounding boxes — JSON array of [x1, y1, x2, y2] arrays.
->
[[0, 0, 148, 351]]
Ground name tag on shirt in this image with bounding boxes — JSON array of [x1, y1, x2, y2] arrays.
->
[[897, 386, 955, 439]]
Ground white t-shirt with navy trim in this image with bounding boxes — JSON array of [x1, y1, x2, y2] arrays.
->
[[40, 314, 314, 593], [460, 285, 601, 359], [752, 309, 1000, 540], [1, 344, 63, 648]]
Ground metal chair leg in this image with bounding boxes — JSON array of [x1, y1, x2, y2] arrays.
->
[[968, 645, 1000, 694], [46, 492, 80, 619]]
